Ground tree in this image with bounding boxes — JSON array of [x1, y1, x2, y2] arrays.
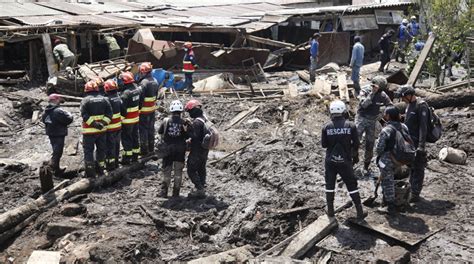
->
[[411, 0, 472, 86]]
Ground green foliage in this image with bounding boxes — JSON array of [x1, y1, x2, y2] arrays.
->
[[412, 0, 473, 85]]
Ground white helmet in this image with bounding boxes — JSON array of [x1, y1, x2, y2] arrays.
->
[[410, 16, 416, 20], [329, 100, 346, 115], [402, 19, 409, 24], [170, 100, 183, 112]]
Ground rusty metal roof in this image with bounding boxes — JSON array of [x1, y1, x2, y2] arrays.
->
[[11, 14, 138, 27], [0, 2, 65, 18], [35, 1, 154, 15]]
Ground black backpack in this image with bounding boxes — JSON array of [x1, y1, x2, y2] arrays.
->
[[419, 101, 442, 143], [389, 124, 416, 165]]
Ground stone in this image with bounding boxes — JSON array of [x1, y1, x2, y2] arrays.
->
[[375, 246, 410, 264], [27, 250, 61, 264], [46, 221, 82, 237], [61, 203, 86, 217]]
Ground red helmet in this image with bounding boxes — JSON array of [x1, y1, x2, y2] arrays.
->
[[139, 62, 152, 74], [84, 81, 99, 93], [104, 80, 118, 92], [48, 93, 62, 102], [54, 39, 61, 45], [184, 42, 192, 49], [120, 71, 135, 84], [185, 99, 202, 111]]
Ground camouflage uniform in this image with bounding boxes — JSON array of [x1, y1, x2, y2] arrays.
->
[[356, 77, 392, 170], [375, 121, 409, 203]]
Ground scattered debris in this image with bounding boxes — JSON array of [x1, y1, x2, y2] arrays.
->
[[439, 147, 467, 165]]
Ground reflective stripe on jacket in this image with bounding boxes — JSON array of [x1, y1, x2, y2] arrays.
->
[[80, 93, 112, 135], [120, 84, 141, 125], [139, 75, 160, 115], [82, 115, 109, 134], [106, 93, 123, 132], [183, 51, 196, 73], [107, 112, 122, 131]]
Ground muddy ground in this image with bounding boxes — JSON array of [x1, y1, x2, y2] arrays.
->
[[0, 76, 473, 263]]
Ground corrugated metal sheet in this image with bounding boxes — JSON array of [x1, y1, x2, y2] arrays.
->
[[0, 3, 65, 18], [35, 2, 153, 15], [161, 2, 284, 17], [11, 14, 137, 27]]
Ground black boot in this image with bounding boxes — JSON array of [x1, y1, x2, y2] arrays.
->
[[121, 155, 131, 165], [131, 153, 138, 163], [172, 187, 180, 197], [409, 193, 420, 203], [106, 161, 116, 172], [350, 192, 367, 219], [326, 192, 335, 217], [160, 184, 168, 198], [85, 162, 96, 178], [377, 202, 396, 215]]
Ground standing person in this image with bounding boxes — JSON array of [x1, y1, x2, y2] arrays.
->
[[138, 62, 160, 156], [321, 100, 366, 220], [104, 80, 122, 171], [309, 33, 321, 82], [53, 39, 75, 70], [157, 100, 188, 198], [378, 29, 395, 72], [407, 16, 420, 37], [375, 106, 409, 215], [185, 99, 209, 198], [396, 19, 411, 63], [80, 81, 112, 178], [350, 35, 365, 96], [355, 76, 392, 175], [119, 72, 141, 164], [99, 34, 121, 59], [395, 85, 429, 202], [182, 42, 198, 95], [42, 94, 74, 177]]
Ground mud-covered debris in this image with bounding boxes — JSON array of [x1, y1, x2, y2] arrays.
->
[[375, 245, 410, 264], [46, 219, 83, 237], [61, 203, 86, 217]]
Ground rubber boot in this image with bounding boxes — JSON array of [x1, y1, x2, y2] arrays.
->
[[350, 192, 367, 220], [121, 155, 131, 165], [326, 192, 335, 217], [409, 193, 420, 203], [106, 161, 116, 172], [50, 159, 65, 177], [131, 153, 138, 163], [85, 162, 96, 178], [161, 165, 172, 198], [172, 162, 184, 197], [377, 202, 396, 216], [140, 147, 149, 158], [96, 161, 105, 176]]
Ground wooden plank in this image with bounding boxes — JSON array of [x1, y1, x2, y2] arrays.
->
[[246, 34, 296, 49], [296, 70, 310, 84], [348, 210, 444, 246], [27, 250, 61, 264], [41, 34, 57, 77], [225, 106, 260, 130], [288, 83, 299, 98], [407, 34, 436, 86], [188, 245, 253, 264], [280, 215, 338, 259], [337, 73, 350, 102], [313, 78, 332, 95]]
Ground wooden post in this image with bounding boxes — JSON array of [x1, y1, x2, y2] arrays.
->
[[41, 34, 57, 77], [88, 32, 93, 63], [28, 40, 37, 79], [407, 34, 436, 86]]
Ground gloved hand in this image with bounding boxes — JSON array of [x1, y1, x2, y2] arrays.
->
[[91, 121, 105, 130], [352, 155, 359, 165]]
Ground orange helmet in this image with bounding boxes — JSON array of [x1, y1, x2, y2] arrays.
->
[[139, 62, 152, 74], [104, 80, 118, 92], [120, 71, 135, 84], [184, 99, 202, 111], [184, 42, 192, 49], [84, 81, 99, 93]]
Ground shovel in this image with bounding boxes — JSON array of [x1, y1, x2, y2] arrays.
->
[[363, 176, 382, 206]]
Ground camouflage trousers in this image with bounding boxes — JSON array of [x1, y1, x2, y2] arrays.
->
[[377, 152, 397, 203], [355, 115, 378, 168]]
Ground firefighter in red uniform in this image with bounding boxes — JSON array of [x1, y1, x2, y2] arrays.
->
[[104, 80, 122, 171], [182, 42, 198, 95], [137, 62, 160, 156], [80, 81, 113, 178], [119, 72, 141, 164]]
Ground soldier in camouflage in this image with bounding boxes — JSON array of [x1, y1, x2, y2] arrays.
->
[[375, 106, 408, 215], [355, 76, 392, 175]]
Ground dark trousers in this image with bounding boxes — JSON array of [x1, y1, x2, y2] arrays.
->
[[139, 113, 156, 154], [324, 161, 359, 193], [121, 124, 139, 157], [49, 136, 65, 169], [83, 133, 106, 167], [379, 50, 390, 71], [187, 152, 208, 190], [410, 152, 427, 195], [184, 73, 194, 93], [106, 130, 121, 165]]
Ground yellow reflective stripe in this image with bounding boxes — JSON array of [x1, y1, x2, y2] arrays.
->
[[127, 106, 139, 112], [122, 117, 139, 124], [183, 60, 192, 63], [82, 127, 106, 134], [107, 122, 122, 129], [140, 106, 156, 112], [98, 161, 105, 167], [107, 158, 115, 163], [103, 116, 111, 124], [86, 115, 105, 125], [132, 148, 140, 154], [144, 97, 156, 102], [112, 113, 121, 119], [123, 150, 133, 156]]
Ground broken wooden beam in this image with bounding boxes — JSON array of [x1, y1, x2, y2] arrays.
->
[[41, 33, 58, 77], [407, 34, 436, 86], [225, 106, 260, 130], [188, 245, 253, 264], [337, 73, 350, 102], [209, 142, 253, 165], [280, 215, 338, 259], [245, 34, 295, 49]]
